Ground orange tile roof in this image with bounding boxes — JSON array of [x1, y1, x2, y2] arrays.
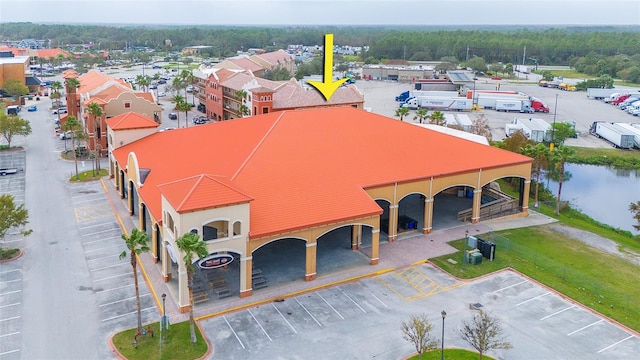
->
[[37, 49, 71, 59], [158, 174, 253, 213], [251, 49, 294, 67], [112, 108, 531, 239], [106, 112, 159, 130], [227, 56, 263, 73], [273, 82, 363, 109], [78, 69, 121, 93]]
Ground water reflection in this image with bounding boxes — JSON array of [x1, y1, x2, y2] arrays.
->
[[542, 164, 640, 233]]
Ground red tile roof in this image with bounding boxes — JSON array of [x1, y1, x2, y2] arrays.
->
[[37, 49, 71, 59], [112, 108, 531, 238], [106, 112, 159, 131], [158, 174, 253, 213]]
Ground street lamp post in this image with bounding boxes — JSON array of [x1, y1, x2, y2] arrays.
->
[[552, 93, 558, 148], [441, 310, 447, 360], [161, 293, 167, 343], [472, 78, 477, 111]]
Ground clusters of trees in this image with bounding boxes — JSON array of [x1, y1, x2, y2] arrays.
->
[[3, 23, 640, 67]]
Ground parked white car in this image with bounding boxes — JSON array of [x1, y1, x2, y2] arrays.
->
[[158, 91, 166, 97]]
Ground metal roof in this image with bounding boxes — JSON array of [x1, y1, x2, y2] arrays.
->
[[447, 71, 475, 84]]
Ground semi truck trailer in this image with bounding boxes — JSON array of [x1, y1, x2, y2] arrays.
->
[[590, 122, 635, 149], [400, 96, 472, 111]]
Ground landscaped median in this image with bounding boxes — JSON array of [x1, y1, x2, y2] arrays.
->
[[430, 225, 640, 333]]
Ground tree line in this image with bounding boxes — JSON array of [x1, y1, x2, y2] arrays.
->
[[2, 23, 640, 65]]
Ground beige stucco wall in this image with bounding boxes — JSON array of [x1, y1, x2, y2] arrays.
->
[[104, 93, 162, 120]]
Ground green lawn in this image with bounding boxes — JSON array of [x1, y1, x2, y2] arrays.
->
[[407, 348, 494, 360], [68, 169, 108, 182], [112, 321, 208, 360], [535, 69, 594, 80], [431, 225, 640, 331]]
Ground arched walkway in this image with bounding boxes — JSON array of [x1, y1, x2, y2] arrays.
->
[[316, 226, 371, 275], [252, 238, 307, 288]]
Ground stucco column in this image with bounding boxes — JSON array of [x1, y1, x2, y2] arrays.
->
[[351, 225, 362, 250], [370, 229, 380, 265], [240, 256, 253, 298], [423, 197, 433, 234], [305, 242, 317, 281], [128, 184, 134, 216], [522, 180, 531, 215], [138, 203, 145, 231], [471, 189, 482, 224], [177, 264, 190, 313], [151, 225, 158, 263], [161, 242, 171, 282], [388, 204, 398, 242]]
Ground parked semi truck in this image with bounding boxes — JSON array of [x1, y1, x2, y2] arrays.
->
[[586, 88, 620, 100], [505, 118, 552, 142], [495, 99, 535, 113], [395, 90, 459, 102], [613, 123, 640, 148], [400, 96, 472, 111], [590, 121, 635, 149], [475, 94, 549, 112]]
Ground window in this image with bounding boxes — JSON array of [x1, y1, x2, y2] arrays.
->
[[262, 107, 269, 114], [124, 102, 131, 109]]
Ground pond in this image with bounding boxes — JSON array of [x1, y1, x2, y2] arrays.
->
[[542, 163, 640, 233]]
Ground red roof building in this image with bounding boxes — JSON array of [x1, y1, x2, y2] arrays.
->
[[108, 107, 532, 312]]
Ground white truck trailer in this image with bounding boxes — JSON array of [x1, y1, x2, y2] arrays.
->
[[495, 99, 534, 113], [401, 97, 472, 111], [509, 117, 552, 143], [476, 94, 531, 110], [455, 114, 473, 132], [614, 123, 640, 148], [590, 122, 635, 149], [586, 88, 621, 100]]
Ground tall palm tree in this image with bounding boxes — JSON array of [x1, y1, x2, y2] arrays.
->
[[429, 111, 445, 126], [172, 95, 185, 128], [50, 80, 63, 105], [549, 145, 575, 215], [176, 100, 191, 127], [235, 90, 249, 118], [63, 115, 82, 180], [152, 73, 161, 102], [181, 70, 196, 105], [413, 108, 429, 124], [395, 107, 409, 121], [175, 232, 208, 344], [172, 76, 185, 100], [87, 102, 104, 172], [119, 228, 150, 334], [521, 143, 549, 208]]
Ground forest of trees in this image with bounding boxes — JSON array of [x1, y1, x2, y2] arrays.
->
[[2, 23, 640, 80]]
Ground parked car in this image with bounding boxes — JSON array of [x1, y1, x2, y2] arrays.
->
[[59, 131, 72, 140], [150, 84, 157, 89], [157, 91, 166, 97], [27, 105, 37, 112], [152, 65, 162, 69], [192, 116, 209, 125], [158, 79, 166, 84], [52, 107, 67, 114], [168, 112, 178, 120], [491, 76, 502, 80]]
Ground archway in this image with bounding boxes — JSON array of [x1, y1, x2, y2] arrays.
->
[[316, 225, 371, 275], [252, 238, 306, 288], [432, 185, 474, 230], [154, 223, 161, 263], [397, 193, 425, 237], [192, 250, 242, 301], [375, 199, 391, 239], [128, 180, 137, 215]]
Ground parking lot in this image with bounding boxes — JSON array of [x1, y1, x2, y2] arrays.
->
[[202, 264, 640, 359]]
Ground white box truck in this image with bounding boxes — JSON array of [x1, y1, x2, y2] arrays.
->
[[512, 117, 552, 143], [590, 122, 635, 149]]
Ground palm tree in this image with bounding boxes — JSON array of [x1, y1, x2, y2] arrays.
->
[[119, 228, 150, 334], [87, 102, 104, 173], [176, 100, 191, 127], [172, 76, 185, 99], [63, 115, 82, 180], [181, 70, 196, 105], [521, 143, 549, 208], [413, 108, 429, 124], [395, 106, 409, 121], [175, 232, 208, 344], [152, 73, 161, 102], [429, 111, 445, 126], [549, 146, 575, 215], [172, 94, 185, 128], [235, 90, 249, 118], [50, 81, 63, 106]]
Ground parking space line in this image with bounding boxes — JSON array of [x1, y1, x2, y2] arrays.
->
[[223, 316, 245, 349], [294, 298, 322, 327], [85, 244, 124, 253], [83, 236, 120, 245], [101, 306, 154, 322], [337, 286, 366, 313], [93, 272, 130, 282], [0, 290, 21, 296], [0, 279, 21, 285], [516, 292, 551, 306], [359, 283, 388, 308], [0, 316, 20, 322], [99, 293, 150, 307], [0, 331, 20, 338], [91, 263, 127, 271], [247, 309, 273, 341], [317, 292, 344, 320], [78, 222, 118, 230], [568, 319, 604, 336], [540, 305, 577, 320], [81, 228, 120, 237], [0, 349, 19, 356], [597, 335, 635, 353], [272, 303, 297, 334], [95, 284, 132, 293], [0, 269, 20, 275], [0, 302, 20, 309], [493, 279, 528, 293], [87, 254, 120, 262]]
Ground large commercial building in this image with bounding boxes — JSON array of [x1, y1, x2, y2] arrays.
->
[[107, 107, 532, 312]]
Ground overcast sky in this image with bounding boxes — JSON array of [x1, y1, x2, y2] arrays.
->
[[1, 0, 639, 26]]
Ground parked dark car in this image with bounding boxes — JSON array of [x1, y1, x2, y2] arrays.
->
[[168, 112, 178, 120]]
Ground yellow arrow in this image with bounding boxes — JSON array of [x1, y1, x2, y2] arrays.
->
[[308, 33, 348, 101]]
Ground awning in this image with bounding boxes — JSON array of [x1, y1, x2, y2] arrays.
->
[[166, 243, 178, 264]]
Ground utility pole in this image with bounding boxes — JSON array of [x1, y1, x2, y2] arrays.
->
[[522, 45, 526, 65], [466, 45, 470, 63]]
